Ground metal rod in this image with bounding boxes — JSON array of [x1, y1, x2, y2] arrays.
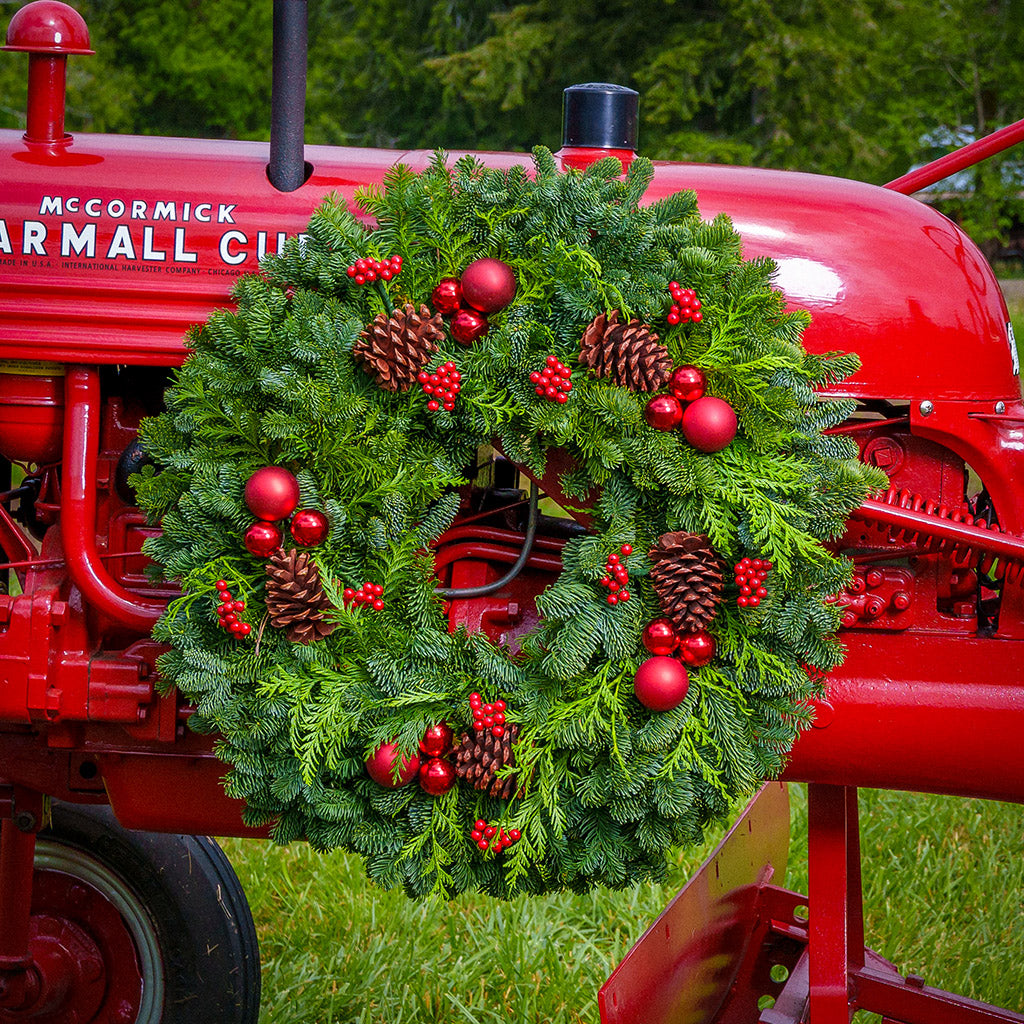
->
[[435, 483, 540, 599], [884, 117, 1024, 195], [268, 0, 308, 193], [62, 368, 165, 630]]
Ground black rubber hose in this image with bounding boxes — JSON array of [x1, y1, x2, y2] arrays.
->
[[435, 482, 540, 599]]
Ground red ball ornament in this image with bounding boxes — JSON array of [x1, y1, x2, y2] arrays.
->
[[418, 757, 456, 795], [633, 656, 690, 711], [431, 278, 463, 315], [365, 741, 420, 788], [642, 618, 679, 657], [460, 258, 517, 314], [419, 722, 454, 758], [681, 396, 737, 453], [244, 466, 300, 521], [644, 393, 684, 431], [451, 308, 489, 344], [290, 508, 329, 547], [678, 630, 716, 668], [668, 365, 707, 403], [243, 520, 283, 558]]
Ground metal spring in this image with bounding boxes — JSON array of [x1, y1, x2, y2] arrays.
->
[[868, 486, 1021, 584]]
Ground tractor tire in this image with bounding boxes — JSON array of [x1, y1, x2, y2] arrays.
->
[[26, 801, 261, 1024]]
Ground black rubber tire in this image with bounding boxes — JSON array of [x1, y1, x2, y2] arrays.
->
[[36, 801, 261, 1024]]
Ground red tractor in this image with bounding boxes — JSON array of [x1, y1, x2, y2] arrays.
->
[[2, 2, 1024, 1022]]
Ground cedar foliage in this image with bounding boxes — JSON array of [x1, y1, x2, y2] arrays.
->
[[135, 149, 881, 899]]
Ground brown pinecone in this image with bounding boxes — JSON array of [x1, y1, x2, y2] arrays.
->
[[649, 531, 724, 633], [578, 310, 672, 392], [453, 723, 522, 799], [265, 547, 337, 644], [353, 303, 445, 392]]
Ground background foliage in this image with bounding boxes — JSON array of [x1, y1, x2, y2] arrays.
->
[[3, 0, 1024, 252]]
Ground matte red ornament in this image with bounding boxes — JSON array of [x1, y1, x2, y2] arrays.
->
[[460, 258, 517, 314], [418, 757, 456, 795], [642, 618, 679, 657], [243, 520, 283, 558], [290, 508, 329, 546], [451, 308, 489, 344], [634, 655, 690, 711], [678, 630, 716, 667], [365, 741, 420, 788], [431, 278, 463, 315], [668, 365, 707, 403], [681, 396, 737, 452], [244, 466, 300, 521], [419, 722, 454, 758], [644, 393, 684, 431]]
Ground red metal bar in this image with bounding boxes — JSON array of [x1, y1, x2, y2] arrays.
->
[[0, 789, 42, 1011], [884, 117, 1024, 195], [61, 368, 165, 631], [806, 784, 858, 1024], [852, 495, 1024, 566], [24, 53, 66, 144]]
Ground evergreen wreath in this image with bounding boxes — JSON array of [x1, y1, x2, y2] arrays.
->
[[135, 148, 881, 899]]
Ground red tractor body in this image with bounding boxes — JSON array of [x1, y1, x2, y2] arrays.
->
[[2, 3, 1024, 1022]]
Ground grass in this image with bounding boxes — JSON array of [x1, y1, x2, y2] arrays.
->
[[220, 786, 1024, 1023]]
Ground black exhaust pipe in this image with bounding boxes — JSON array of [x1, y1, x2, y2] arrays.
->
[[268, 0, 309, 193]]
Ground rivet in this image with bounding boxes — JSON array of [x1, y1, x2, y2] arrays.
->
[[919, 400, 934, 417], [996, 401, 1006, 414]]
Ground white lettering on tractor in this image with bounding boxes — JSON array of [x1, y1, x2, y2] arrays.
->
[[106, 224, 136, 260], [61, 222, 96, 258], [142, 226, 166, 261], [22, 221, 47, 255], [173, 227, 198, 263]]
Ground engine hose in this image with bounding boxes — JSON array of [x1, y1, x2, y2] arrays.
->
[[434, 482, 540, 599]]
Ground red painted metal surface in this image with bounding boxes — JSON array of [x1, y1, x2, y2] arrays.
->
[[599, 782, 795, 1024]]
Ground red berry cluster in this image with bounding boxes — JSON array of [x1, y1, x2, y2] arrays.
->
[[417, 361, 462, 412], [346, 254, 403, 285], [601, 544, 633, 605], [215, 580, 251, 638], [735, 557, 772, 608], [529, 355, 572, 403], [667, 282, 703, 325], [469, 693, 507, 738], [343, 581, 385, 611], [470, 818, 521, 853]]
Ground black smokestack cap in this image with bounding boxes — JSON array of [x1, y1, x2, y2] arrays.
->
[[562, 83, 639, 151]]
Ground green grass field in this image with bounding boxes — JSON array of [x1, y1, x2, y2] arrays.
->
[[221, 785, 1024, 1023]]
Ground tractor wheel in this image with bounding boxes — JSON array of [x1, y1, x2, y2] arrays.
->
[[16, 801, 261, 1024]]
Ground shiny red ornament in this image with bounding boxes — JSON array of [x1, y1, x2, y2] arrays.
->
[[460, 258, 517, 314], [365, 741, 420, 788], [678, 630, 716, 667], [644, 393, 684, 431], [431, 277, 463, 314], [419, 722, 454, 758], [642, 618, 679, 656], [244, 466, 300, 521], [418, 757, 456, 795], [633, 655, 690, 711], [243, 520, 283, 558], [451, 308, 489, 344], [290, 508, 329, 546], [668, 365, 707, 403], [681, 396, 737, 452]]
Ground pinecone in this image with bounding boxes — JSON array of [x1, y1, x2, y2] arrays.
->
[[264, 547, 337, 644], [353, 303, 445, 392], [578, 310, 672, 392], [453, 723, 522, 799], [648, 531, 724, 633]]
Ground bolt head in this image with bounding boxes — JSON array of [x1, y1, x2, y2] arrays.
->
[[918, 400, 934, 417]]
